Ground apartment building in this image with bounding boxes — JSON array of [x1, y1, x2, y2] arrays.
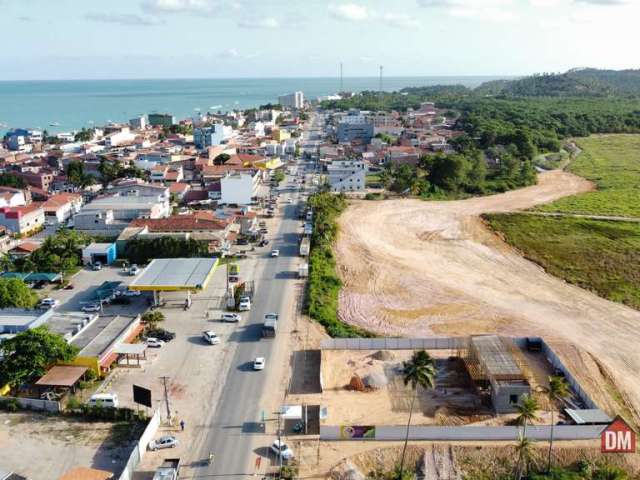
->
[[278, 91, 304, 109], [327, 160, 366, 192], [0, 203, 45, 236]]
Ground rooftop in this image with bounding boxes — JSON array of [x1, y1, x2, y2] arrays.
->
[[470, 335, 524, 381], [35, 365, 87, 388], [129, 257, 218, 292], [74, 315, 137, 357]]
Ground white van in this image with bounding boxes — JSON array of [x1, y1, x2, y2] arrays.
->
[[88, 393, 119, 408]]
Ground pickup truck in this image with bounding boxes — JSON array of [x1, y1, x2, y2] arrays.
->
[[299, 237, 310, 257], [153, 458, 180, 480]]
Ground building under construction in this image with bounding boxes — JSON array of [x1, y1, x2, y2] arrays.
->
[[464, 335, 531, 413]]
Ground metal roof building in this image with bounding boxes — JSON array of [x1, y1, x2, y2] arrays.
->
[[128, 258, 218, 292]]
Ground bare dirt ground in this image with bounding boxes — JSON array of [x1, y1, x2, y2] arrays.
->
[[335, 170, 640, 424]]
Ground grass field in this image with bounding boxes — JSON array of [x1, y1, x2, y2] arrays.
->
[[536, 134, 640, 217], [484, 214, 640, 309]]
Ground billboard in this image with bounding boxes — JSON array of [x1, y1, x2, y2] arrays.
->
[[601, 417, 636, 453], [339, 426, 376, 440], [133, 384, 152, 408]]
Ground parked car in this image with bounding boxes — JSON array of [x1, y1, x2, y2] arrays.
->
[[88, 393, 119, 408], [202, 330, 220, 345], [238, 298, 251, 311], [129, 264, 140, 276], [253, 357, 266, 370], [237, 238, 249, 246], [221, 312, 241, 323], [82, 303, 101, 313], [146, 337, 165, 348], [270, 439, 294, 460], [91, 262, 102, 271], [148, 435, 179, 451], [259, 239, 269, 247], [125, 289, 142, 297], [145, 328, 176, 342], [271, 249, 280, 257]]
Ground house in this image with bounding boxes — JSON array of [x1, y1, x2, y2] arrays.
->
[[386, 146, 420, 166], [0, 203, 45, 236], [9, 241, 41, 258], [81, 243, 117, 266], [220, 171, 261, 205], [327, 160, 366, 192], [168, 182, 191, 200], [16, 170, 54, 191], [42, 193, 83, 225], [0, 187, 27, 208]]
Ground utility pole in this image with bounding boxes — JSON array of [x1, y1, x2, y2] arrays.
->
[[160, 376, 172, 421]]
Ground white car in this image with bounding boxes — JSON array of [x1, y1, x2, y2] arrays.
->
[[271, 439, 294, 460], [253, 357, 266, 371], [286, 198, 293, 204], [271, 249, 280, 257], [238, 298, 251, 311], [82, 303, 101, 313], [148, 435, 179, 451], [146, 337, 165, 348], [221, 312, 241, 323], [124, 289, 141, 297], [202, 331, 220, 345], [39, 298, 59, 309], [129, 265, 140, 276]]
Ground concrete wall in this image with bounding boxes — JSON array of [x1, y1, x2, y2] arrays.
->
[[118, 409, 161, 480], [0, 396, 60, 413], [320, 424, 605, 442]]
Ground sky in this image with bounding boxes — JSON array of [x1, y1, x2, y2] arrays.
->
[[0, 0, 639, 80]]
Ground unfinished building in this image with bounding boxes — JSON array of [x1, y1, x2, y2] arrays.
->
[[465, 335, 531, 413]]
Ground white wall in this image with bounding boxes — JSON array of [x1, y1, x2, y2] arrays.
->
[[220, 173, 257, 205]]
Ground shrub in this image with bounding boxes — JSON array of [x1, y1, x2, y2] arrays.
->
[[141, 311, 165, 325]]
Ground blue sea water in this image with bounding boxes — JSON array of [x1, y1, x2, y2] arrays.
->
[[0, 76, 506, 135]]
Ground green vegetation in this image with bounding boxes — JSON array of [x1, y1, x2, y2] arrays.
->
[[365, 173, 382, 188], [537, 135, 640, 217], [305, 192, 373, 337], [273, 169, 286, 184], [65, 160, 96, 188], [214, 153, 231, 165], [74, 128, 94, 142], [11, 229, 90, 275], [141, 311, 165, 325], [125, 237, 209, 264], [484, 214, 640, 309], [0, 277, 39, 308], [0, 173, 27, 189], [463, 460, 631, 480], [0, 326, 78, 388], [98, 158, 144, 186], [534, 150, 569, 170]]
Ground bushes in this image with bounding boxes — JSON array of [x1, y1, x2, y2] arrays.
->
[[125, 237, 209, 264], [304, 193, 374, 338], [141, 311, 165, 325]]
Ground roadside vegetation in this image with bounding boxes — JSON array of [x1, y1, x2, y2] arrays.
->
[[0, 277, 39, 308], [304, 192, 373, 337], [536, 135, 640, 217], [124, 237, 209, 264], [484, 214, 640, 309]]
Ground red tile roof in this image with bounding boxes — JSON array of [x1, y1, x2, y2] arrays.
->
[[129, 213, 230, 232]]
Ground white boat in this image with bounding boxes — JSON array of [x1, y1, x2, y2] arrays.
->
[[49, 122, 61, 127]]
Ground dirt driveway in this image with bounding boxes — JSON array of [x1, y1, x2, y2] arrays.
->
[[335, 170, 640, 422]]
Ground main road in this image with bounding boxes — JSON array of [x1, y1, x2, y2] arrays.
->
[[192, 114, 323, 477]]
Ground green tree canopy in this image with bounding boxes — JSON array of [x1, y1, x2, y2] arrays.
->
[[0, 173, 27, 189], [65, 160, 95, 188], [0, 326, 79, 387], [0, 278, 38, 308]]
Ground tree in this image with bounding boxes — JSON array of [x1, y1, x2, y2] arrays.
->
[[542, 376, 570, 472], [514, 434, 534, 480], [65, 160, 95, 188], [0, 173, 27, 189], [0, 254, 14, 272], [0, 278, 38, 308], [0, 326, 79, 387], [16, 229, 89, 274], [399, 350, 436, 480], [214, 153, 231, 165], [141, 311, 165, 325], [74, 128, 94, 142], [515, 394, 540, 438], [427, 153, 470, 192]]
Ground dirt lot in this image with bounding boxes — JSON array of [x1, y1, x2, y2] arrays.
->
[[334, 170, 640, 424], [0, 412, 140, 479]]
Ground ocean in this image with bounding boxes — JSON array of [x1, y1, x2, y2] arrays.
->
[[0, 76, 506, 135]]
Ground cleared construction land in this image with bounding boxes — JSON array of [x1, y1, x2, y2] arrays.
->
[[334, 168, 640, 425]]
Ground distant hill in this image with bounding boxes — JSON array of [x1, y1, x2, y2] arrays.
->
[[476, 68, 640, 97]]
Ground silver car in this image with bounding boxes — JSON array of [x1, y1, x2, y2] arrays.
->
[[148, 435, 179, 451]]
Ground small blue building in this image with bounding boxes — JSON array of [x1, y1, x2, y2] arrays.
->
[[82, 242, 117, 265]]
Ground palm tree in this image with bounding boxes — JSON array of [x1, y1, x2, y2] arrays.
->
[[515, 394, 540, 438], [514, 434, 534, 480], [399, 350, 436, 480], [542, 376, 570, 472]]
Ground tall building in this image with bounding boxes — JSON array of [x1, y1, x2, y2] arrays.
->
[[327, 160, 366, 192], [148, 113, 176, 128], [129, 115, 147, 130], [194, 124, 232, 149], [278, 91, 304, 109]]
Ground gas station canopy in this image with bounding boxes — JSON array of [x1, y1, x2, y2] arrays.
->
[[128, 258, 218, 292]]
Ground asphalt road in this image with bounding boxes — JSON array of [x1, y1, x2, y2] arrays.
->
[[192, 116, 322, 477]]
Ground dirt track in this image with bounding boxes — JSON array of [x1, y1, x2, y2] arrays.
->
[[335, 170, 640, 420]]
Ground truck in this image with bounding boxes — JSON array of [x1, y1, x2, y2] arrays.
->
[[262, 313, 278, 338], [299, 237, 310, 257], [228, 263, 240, 283], [298, 263, 309, 278], [153, 458, 180, 480]]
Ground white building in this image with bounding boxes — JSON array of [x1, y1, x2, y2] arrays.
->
[[129, 116, 147, 130], [327, 160, 366, 192], [0, 188, 27, 209], [278, 91, 304, 109], [105, 128, 136, 147], [220, 171, 261, 205]]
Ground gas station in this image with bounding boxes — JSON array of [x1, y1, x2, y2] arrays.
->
[[128, 257, 219, 308]]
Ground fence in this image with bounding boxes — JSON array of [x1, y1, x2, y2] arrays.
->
[[320, 337, 464, 351], [0, 396, 60, 412], [118, 409, 161, 480], [320, 424, 605, 442]]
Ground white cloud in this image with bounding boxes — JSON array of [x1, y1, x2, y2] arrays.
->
[[380, 13, 420, 28], [237, 16, 281, 29], [141, 0, 236, 15], [328, 3, 370, 22], [85, 13, 163, 26], [217, 48, 260, 59], [418, 0, 517, 22]]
